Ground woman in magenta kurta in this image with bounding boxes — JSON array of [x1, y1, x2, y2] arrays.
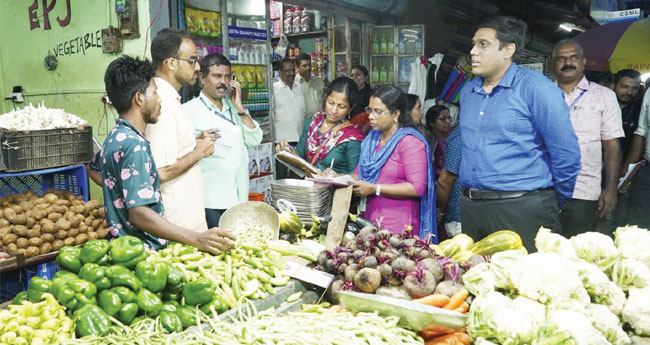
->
[[348, 86, 437, 240]]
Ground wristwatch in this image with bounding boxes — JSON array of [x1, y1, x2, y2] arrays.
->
[[375, 184, 381, 196], [238, 108, 250, 116]]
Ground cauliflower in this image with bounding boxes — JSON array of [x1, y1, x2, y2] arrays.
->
[[535, 309, 610, 345], [0, 103, 87, 130], [474, 338, 500, 345], [615, 226, 650, 269], [572, 232, 619, 272], [611, 259, 650, 291], [631, 336, 650, 345], [588, 304, 631, 345], [463, 262, 496, 297], [468, 291, 546, 345], [534, 227, 578, 260], [489, 249, 527, 291], [509, 252, 589, 305], [576, 260, 626, 315], [622, 287, 650, 336]]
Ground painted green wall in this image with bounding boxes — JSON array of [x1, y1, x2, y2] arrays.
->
[[0, 0, 152, 200]]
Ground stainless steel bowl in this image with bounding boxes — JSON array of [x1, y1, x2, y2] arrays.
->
[[219, 201, 280, 243]]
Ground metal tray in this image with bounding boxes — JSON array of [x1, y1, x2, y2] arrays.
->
[[338, 291, 468, 331]]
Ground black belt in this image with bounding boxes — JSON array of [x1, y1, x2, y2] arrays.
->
[[462, 187, 529, 200]]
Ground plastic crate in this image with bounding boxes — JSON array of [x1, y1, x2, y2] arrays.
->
[[0, 126, 94, 172], [0, 261, 60, 302], [0, 163, 89, 201]]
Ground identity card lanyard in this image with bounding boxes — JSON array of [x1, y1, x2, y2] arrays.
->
[[564, 82, 589, 110], [199, 95, 236, 126]]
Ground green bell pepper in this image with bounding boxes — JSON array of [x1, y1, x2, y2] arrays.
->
[[135, 261, 168, 293], [80, 239, 111, 265], [136, 288, 162, 317], [56, 246, 83, 273], [160, 310, 183, 333], [162, 300, 179, 312], [56, 278, 97, 311], [12, 291, 28, 305], [110, 286, 136, 304], [200, 296, 228, 314], [49, 274, 77, 298], [107, 265, 142, 291], [117, 302, 139, 325], [26, 276, 52, 302], [163, 291, 180, 301], [177, 305, 198, 329], [97, 290, 122, 317], [182, 279, 214, 306], [131, 315, 147, 325], [166, 263, 184, 288], [79, 263, 111, 290], [74, 304, 111, 337], [53, 270, 77, 279], [110, 236, 145, 268]]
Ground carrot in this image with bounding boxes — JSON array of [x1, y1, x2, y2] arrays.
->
[[424, 332, 472, 345], [419, 324, 460, 336], [413, 293, 450, 307], [442, 288, 469, 310], [327, 305, 343, 313], [453, 301, 469, 313]]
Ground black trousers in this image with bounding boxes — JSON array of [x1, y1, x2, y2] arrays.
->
[[628, 164, 650, 229], [559, 199, 598, 238], [461, 189, 561, 252]]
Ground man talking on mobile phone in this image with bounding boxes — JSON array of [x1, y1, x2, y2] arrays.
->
[[183, 53, 263, 227]]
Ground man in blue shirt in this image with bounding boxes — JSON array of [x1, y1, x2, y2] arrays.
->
[[458, 16, 581, 250]]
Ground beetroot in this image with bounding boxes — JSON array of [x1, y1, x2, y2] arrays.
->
[[354, 268, 382, 293], [391, 256, 416, 274], [403, 267, 437, 298], [361, 256, 378, 268], [377, 263, 393, 278], [345, 264, 360, 282], [418, 258, 444, 282], [327, 279, 344, 304]]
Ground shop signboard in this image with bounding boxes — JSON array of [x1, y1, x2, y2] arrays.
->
[[520, 63, 545, 74], [228, 25, 268, 41], [600, 8, 642, 24]]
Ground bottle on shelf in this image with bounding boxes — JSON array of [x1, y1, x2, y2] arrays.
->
[[372, 34, 378, 54], [371, 63, 379, 83], [398, 32, 406, 55], [398, 59, 407, 83], [379, 33, 387, 54], [387, 63, 393, 83], [414, 32, 422, 54], [256, 67, 265, 89], [379, 63, 387, 83], [293, 7, 302, 34], [386, 33, 394, 55], [246, 68, 256, 89], [237, 71, 248, 88], [283, 8, 293, 35]]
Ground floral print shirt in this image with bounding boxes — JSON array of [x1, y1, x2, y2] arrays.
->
[[90, 119, 167, 250]]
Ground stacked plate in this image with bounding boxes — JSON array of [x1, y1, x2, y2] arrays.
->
[[270, 179, 334, 223]]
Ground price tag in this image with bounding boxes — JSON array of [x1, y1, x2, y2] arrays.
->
[[283, 261, 334, 289]]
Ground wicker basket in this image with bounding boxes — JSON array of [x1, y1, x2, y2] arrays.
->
[[0, 126, 94, 172]]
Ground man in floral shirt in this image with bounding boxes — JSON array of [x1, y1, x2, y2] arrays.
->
[[89, 56, 235, 253]]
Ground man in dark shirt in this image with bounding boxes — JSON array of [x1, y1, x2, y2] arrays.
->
[[614, 69, 642, 160]]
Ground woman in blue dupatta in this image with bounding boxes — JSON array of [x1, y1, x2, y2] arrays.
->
[[348, 85, 437, 242]]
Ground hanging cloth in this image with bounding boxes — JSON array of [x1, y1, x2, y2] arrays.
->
[[408, 57, 427, 102]]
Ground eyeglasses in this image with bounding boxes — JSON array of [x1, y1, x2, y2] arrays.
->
[[174, 56, 198, 66], [365, 106, 392, 117]]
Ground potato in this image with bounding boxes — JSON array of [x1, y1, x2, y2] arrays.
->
[[75, 214, 85, 223], [96, 208, 106, 218], [4, 208, 16, 222], [96, 228, 108, 239], [31, 224, 41, 233], [87, 231, 99, 240], [31, 209, 46, 221], [78, 223, 89, 233], [52, 239, 64, 251], [28, 237, 43, 247], [26, 229, 41, 238], [3, 233, 18, 245], [11, 205, 24, 214], [69, 205, 85, 215], [63, 237, 76, 246], [6, 243, 18, 253], [25, 246, 40, 258], [19, 201, 34, 211], [39, 242, 52, 255], [75, 233, 88, 245], [0, 209, 4, 218], [91, 219, 102, 229], [11, 214, 27, 225], [41, 220, 55, 234], [33, 197, 46, 204], [16, 237, 29, 249], [47, 213, 62, 222], [63, 211, 75, 220], [85, 200, 102, 212], [0, 226, 11, 237], [56, 199, 70, 207], [17, 248, 26, 255], [52, 205, 67, 214], [40, 233, 54, 243], [67, 228, 79, 238], [69, 216, 81, 228], [13, 225, 28, 237], [43, 193, 58, 203], [84, 216, 95, 226], [44, 205, 55, 214], [55, 218, 71, 231], [71, 200, 84, 206], [0, 218, 9, 227], [55, 230, 67, 240], [25, 217, 36, 228]]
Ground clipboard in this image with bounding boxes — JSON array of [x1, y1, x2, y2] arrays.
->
[[275, 149, 319, 177], [618, 160, 646, 194]]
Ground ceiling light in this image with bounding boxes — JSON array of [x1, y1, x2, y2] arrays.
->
[[559, 24, 573, 32]]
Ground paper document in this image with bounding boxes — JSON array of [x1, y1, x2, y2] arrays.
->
[[618, 162, 643, 189], [308, 174, 356, 187]]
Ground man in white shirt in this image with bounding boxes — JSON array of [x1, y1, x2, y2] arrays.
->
[[294, 53, 325, 118], [145, 28, 215, 232], [183, 54, 263, 227], [272, 57, 305, 144]]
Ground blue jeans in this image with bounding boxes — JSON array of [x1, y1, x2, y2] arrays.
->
[[205, 208, 226, 228]]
